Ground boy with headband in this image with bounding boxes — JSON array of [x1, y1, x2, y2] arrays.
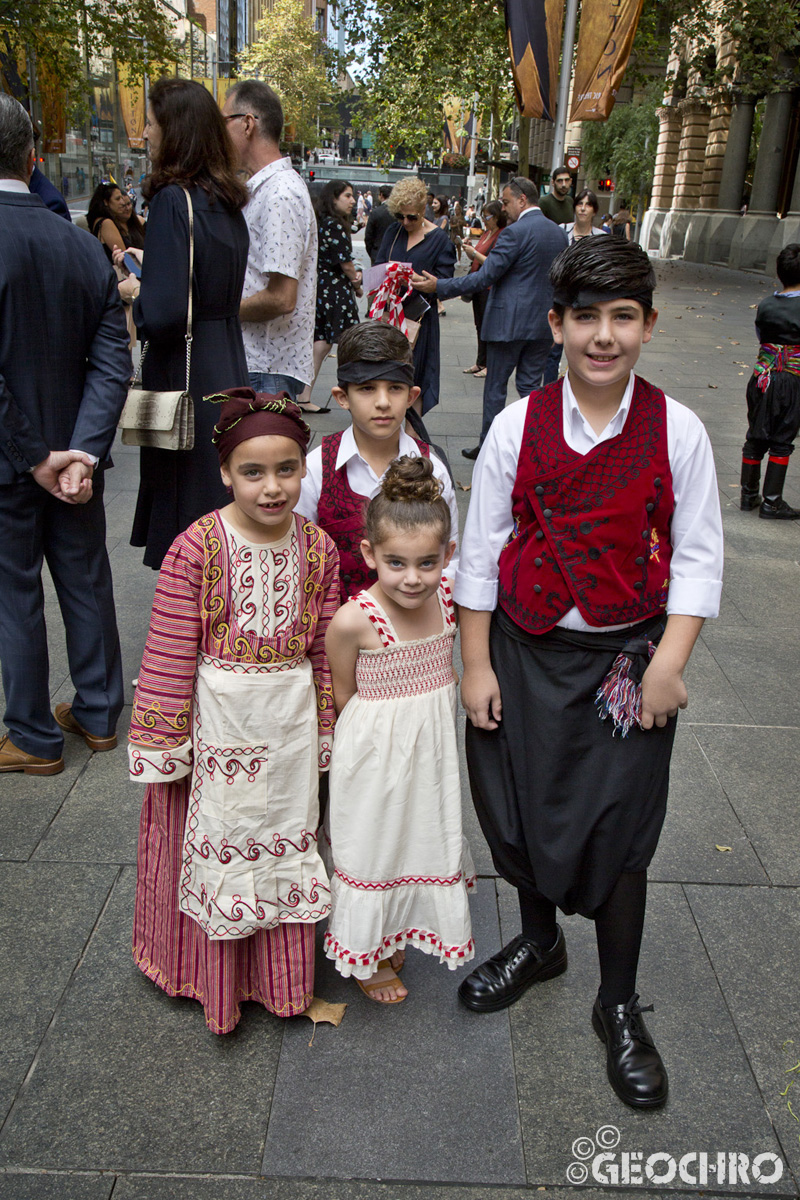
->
[[296, 320, 458, 600]]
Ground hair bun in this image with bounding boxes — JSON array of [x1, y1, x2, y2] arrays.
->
[[381, 455, 442, 505]]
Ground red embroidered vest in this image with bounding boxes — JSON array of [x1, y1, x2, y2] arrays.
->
[[497, 376, 674, 633], [318, 431, 431, 603]]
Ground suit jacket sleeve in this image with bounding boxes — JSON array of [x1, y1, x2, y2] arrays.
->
[[69, 265, 132, 459], [0, 371, 50, 472], [436, 224, 520, 300]]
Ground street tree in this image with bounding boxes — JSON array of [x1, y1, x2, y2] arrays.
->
[[240, 0, 339, 151], [339, 0, 516, 172], [0, 0, 177, 118]]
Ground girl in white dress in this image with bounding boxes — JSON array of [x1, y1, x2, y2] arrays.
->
[[324, 456, 475, 1003]]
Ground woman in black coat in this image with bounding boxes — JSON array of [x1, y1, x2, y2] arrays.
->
[[131, 77, 250, 569]]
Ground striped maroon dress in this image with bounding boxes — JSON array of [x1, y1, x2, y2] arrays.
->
[[129, 511, 339, 1034]]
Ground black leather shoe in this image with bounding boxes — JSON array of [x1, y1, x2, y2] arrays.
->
[[592, 993, 668, 1108], [759, 496, 800, 519], [461, 445, 481, 461], [458, 929, 567, 1012]]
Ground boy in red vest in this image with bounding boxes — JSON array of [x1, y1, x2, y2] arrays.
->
[[456, 237, 723, 1109], [296, 321, 458, 601]]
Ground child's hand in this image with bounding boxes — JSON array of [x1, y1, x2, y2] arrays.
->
[[640, 659, 688, 729], [461, 665, 503, 730]]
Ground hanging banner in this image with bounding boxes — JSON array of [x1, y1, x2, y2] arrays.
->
[[117, 66, 145, 149], [504, 0, 564, 121], [570, 0, 645, 122], [39, 64, 66, 154]]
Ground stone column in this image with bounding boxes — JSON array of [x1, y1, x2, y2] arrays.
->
[[650, 105, 682, 209], [717, 96, 756, 210], [731, 88, 793, 270], [660, 98, 710, 256], [641, 105, 682, 251], [749, 89, 794, 212], [671, 99, 711, 209], [767, 133, 800, 266], [699, 95, 731, 209]]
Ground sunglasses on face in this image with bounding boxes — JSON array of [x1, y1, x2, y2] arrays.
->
[[400, 213, 421, 223]]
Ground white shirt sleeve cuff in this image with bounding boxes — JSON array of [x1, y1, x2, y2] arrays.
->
[[69, 449, 100, 466], [666, 578, 722, 619], [454, 572, 499, 611], [129, 739, 192, 782]]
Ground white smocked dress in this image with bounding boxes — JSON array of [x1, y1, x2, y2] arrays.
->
[[324, 580, 475, 978]]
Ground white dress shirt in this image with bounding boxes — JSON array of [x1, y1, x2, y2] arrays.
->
[[455, 372, 723, 629], [296, 426, 460, 575], [241, 158, 318, 384]]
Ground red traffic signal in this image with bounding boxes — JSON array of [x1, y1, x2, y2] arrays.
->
[[597, 177, 615, 192], [309, 170, 315, 180]]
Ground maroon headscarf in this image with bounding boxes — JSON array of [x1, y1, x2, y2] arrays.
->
[[208, 388, 311, 464]]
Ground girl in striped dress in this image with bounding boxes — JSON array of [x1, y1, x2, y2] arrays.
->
[[128, 391, 339, 1034], [323, 456, 474, 1003]]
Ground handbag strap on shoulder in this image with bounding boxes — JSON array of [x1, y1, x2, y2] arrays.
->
[[132, 186, 195, 391]]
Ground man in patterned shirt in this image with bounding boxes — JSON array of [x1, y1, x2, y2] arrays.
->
[[223, 80, 318, 402]]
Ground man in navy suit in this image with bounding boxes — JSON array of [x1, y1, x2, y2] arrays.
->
[[0, 94, 130, 775], [413, 176, 567, 458]]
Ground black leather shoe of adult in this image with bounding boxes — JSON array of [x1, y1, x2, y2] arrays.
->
[[461, 445, 481, 461], [458, 929, 567, 1012], [592, 993, 669, 1108]]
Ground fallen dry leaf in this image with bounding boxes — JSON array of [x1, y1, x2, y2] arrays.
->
[[715, 844, 733, 852], [730, 340, 740, 345], [457, 481, 472, 491], [708, 384, 718, 389], [303, 997, 347, 1046], [674, 315, 682, 319], [712, 291, 720, 295], [749, 304, 758, 309]]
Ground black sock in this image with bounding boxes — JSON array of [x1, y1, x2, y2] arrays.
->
[[595, 870, 647, 1007], [518, 887, 558, 950]]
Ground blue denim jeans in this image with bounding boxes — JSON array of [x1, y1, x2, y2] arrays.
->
[[248, 371, 304, 400]]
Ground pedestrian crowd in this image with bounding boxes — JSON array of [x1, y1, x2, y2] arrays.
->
[[3, 75, 796, 1114]]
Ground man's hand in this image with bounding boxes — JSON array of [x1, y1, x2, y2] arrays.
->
[[410, 270, 438, 293], [32, 451, 95, 504], [461, 664, 503, 730]]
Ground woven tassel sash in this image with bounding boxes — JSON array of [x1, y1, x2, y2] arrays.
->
[[753, 343, 800, 392], [595, 635, 657, 738], [367, 261, 415, 337]]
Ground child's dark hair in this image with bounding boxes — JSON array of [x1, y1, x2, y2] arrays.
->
[[365, 456, 451, 546], [549, 236, 656, 317], [776, 243, 800, 288], [337, 321, 413, 369]]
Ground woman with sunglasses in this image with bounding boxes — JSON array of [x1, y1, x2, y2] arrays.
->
[[375, 176, 456, 415]]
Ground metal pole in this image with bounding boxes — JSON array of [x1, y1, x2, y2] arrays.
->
[[467, 90, 478, 205], [550, 0, 579, 174]]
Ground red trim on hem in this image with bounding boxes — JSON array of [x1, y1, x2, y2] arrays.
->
[[768, 455, 791, 466], [741, 457, 761, 465]]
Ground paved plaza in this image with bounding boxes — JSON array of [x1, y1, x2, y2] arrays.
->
[[1, 249, 799, 1200]]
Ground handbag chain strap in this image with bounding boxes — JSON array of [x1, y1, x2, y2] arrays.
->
[[132, 186, 195, 390]]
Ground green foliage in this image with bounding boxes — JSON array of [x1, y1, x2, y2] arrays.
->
[[580, 79, 661, 202], [240, 0, 339, 149], [0, 0, 177, 119], [667, 0, 800, 96], [338, 0, 515, 166]]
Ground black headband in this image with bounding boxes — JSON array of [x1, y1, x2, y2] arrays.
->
[[552, 287, 654, 310], [337, 360, 415, 387]]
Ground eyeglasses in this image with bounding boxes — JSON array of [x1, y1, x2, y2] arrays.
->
[[224, 113, 258, 123], [399, 213, 421, 223]]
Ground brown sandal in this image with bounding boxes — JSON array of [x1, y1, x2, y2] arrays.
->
[[356, 959, 408, 1004]]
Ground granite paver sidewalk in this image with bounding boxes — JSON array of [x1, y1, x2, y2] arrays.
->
[[1, 251, 799, 1200]]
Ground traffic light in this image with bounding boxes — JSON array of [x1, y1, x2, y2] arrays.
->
[[309, 170, 315, 180], [597, 177, 615, 192]]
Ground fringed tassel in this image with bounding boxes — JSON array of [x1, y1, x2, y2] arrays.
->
[[595, 640, 656, 738]]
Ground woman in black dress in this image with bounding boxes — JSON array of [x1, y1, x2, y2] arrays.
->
[[376, 176, 456, 415], [131, 77, 250, 569], [297, 180, 362, 412]]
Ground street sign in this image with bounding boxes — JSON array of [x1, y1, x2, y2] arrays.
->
[[566, 153, 581, 171]]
